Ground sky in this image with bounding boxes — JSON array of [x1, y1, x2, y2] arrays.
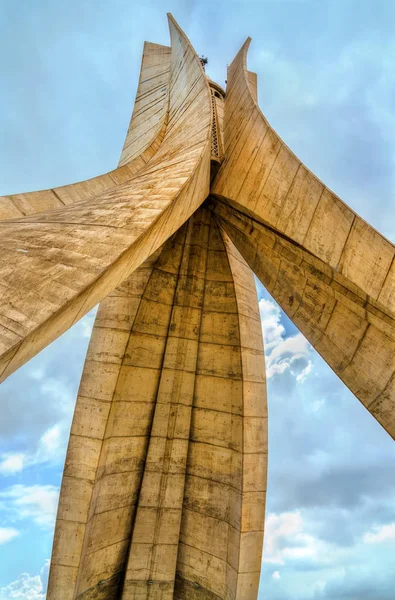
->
[[0, 1, 394, 598]]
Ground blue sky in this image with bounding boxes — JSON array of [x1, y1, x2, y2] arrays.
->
[[0, 1, 394, 598]]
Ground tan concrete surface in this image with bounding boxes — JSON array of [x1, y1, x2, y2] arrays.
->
[[48, 207, 267, 599], [0, 14, 212, 382], [212, 39, 395, 439], [0, 13, 393, 600], [0, 42, 171, 220]]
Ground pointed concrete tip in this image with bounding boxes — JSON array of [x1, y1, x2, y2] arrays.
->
[[167, 13, 183, 36], [228, 37, 252, 72], [243, 37, 252, 53]]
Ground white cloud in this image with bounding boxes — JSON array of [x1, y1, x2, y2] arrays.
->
[[309, 398, 326, 413], [259, 298, 286, 351], [38, 424, 61, 454], [363, 523, 395, 544], [263, 511, 306, 564], [0, 560, 49, 600], [0, 573, 44, 600], [0, 309, 98, 478], [296, 360, 312, 383], [0, 527, 19, 545], [259, 298, 313, 382], [263, 511, 340, 566], [0, 453, 25, 475], [0, 424, 63, 477], [0, 484, 59, 529], [272, 570, 281, 580]]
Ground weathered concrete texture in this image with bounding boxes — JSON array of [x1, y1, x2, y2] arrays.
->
[[0, 15, 212, 382], [1, 12, 394, 600], [48, 206, 267, 599], [0, 42, 171, 220], [213, 199, 395, 437], [211, 39, 395, 438], [118, 42, 171, 168], [212, 38, 394, 310]]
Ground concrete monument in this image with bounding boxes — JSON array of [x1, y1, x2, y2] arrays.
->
[[0, 13, 393, 600]]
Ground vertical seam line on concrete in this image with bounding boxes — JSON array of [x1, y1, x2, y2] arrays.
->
[[174, 207, 212, 593], [218, 222, 244, 596], [338, 322, 370, 376], [301, 185, 325, 247], [123, 225, 187, 592], [73, 249, 164, 597], [52, 188, 67, 206], [147, 219, 193, 582], [377, 251, 395, 301], [337, 213, 357, 273]]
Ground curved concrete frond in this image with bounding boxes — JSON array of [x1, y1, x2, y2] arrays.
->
[[47, 206, 267, 600], [212, 199, 395, 438], [0, 42, 171, 221], [0, 14, 212, 382], [212, 39, 394, 304], [118, 41, 171, 168], [211, 40, 395, 438]]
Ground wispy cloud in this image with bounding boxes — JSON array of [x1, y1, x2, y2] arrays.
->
[[0, 527, 19, 545], [0, 454, 25, 476], [272, 570, 281, 580], [0, 560, 49, 600], [259, 298, 313, 382], [363, 523, 395, 545], [0, 485, 59, 529], [263, 511, 327, 566], [0, 308, 97, 478], [0, 423, 63, 476]]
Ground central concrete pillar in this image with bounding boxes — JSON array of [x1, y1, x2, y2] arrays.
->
[[48, 204, 268, 600]]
